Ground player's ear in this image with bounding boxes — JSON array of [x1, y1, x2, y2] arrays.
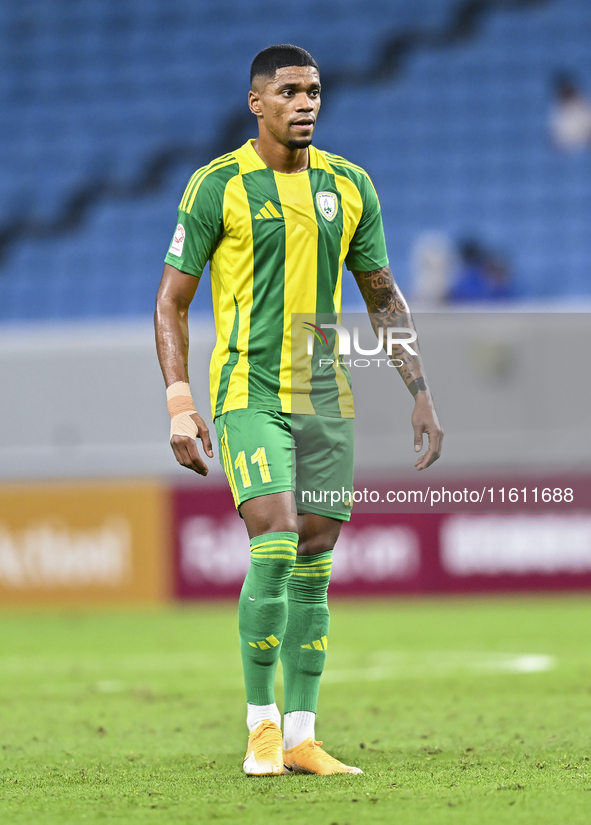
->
[[248, 89, 262, 117]]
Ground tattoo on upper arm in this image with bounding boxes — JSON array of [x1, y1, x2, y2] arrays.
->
[[352, 266, 407, 316]]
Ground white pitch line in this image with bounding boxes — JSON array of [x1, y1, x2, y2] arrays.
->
[[322, 652, 556, 683], [0, 652, 237, 675], [94, 680, 126, 693]]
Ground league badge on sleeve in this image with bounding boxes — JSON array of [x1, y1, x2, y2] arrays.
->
[[169, 223, 186, 257], [316, 192, 338, 222]]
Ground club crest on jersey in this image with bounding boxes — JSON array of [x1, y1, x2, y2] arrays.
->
[[316, 192, 338, 222], [169, 223, 185, 257]]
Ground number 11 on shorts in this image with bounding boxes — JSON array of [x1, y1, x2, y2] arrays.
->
[[235, 447, 272, 488]]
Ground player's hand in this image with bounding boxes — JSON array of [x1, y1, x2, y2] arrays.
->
[[170, 412, 214, 476], [411, 392, 443, 471]]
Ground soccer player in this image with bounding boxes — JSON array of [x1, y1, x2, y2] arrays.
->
[[155, 44, 443, 776]]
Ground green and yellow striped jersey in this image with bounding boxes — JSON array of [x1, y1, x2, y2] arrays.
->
[[164, 139, 388, 420]]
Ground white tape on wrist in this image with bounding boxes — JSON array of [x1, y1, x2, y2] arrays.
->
[[166, 381, 198, 441], [170, 411, 198, 440]]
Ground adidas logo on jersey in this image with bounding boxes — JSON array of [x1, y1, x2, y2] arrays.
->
[[254, 201, 283, 220]]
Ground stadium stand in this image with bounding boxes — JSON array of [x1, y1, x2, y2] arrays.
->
[[0, 0, 590, 320]]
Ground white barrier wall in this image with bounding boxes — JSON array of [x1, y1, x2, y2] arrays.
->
[[0, 312, 589, 481]]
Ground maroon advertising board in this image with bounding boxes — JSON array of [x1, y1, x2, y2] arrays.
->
[[171, 476, 591, 599]]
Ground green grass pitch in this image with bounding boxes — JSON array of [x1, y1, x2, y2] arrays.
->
[[1, 596, 590, 824]]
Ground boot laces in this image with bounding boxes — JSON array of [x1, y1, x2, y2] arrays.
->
[[308, 740, 343, 766], [251, 721, 281, 759]]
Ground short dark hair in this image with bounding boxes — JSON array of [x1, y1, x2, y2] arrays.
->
[[250, 44, 319, 85]]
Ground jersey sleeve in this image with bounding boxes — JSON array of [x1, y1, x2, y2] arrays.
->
[[344, 174, 389, 273], [164, 172, 225, 277]]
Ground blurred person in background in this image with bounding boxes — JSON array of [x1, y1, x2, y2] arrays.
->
[[410, 230, 458, 306], [448, 238, 513, 303], [549, 72, 591, 151]]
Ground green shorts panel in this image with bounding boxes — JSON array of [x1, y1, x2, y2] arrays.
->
[[214, 409, 354, 521], [215, 409, 293, 507], [291, 413, 354, 521]]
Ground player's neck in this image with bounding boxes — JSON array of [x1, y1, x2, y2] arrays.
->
[[252, 136, 309, 174]]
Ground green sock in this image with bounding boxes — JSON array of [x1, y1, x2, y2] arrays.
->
[[239, 531, 298, 706], [280, 550, 333, 714]]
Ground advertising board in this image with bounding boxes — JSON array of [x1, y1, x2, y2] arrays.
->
[[0, 482, 170, 607]]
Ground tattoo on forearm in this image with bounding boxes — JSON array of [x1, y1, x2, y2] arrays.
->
[[407, 377, 427, 397], [352, 265, 429, 397]]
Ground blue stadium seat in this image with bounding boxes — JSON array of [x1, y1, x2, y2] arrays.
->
[[1, 0, 591, 321]]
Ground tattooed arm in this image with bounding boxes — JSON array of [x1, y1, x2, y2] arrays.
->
[[352, 265, 443, 469], [155, 263, 213, 475]]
